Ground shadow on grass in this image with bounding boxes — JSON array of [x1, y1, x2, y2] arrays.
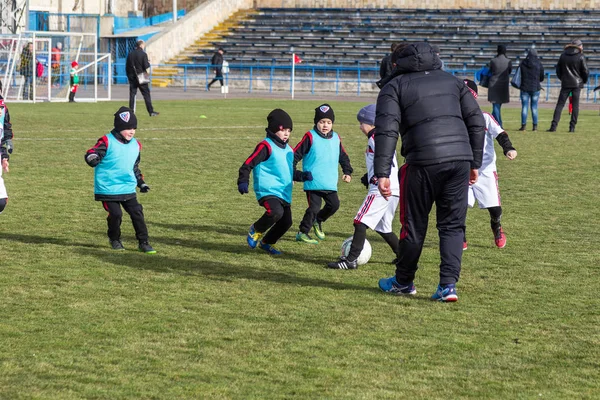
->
[[149, 221, 250, 236], [76, 247, 387, 295], [0, 233, 107, 249]]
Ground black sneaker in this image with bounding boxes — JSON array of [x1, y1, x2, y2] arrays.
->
[[149, 112, 160, 117], [327, 257, 358, 270], [110, 240, 125, 251], [138, 241, 157, 254]]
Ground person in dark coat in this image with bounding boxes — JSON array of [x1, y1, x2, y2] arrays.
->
[[374, 42, 486, 302], [379, 42, 398, 80], [547, 39, 589, 133], [207, 48, 225, 90], [488, 45, 512, 127], [126, 40, 159, 117], [518, 48, 545, 131]]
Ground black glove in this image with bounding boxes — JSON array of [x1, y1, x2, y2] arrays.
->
[[140, 183, 150, 193], [301, 171, 313, 182], [360, 173, 369, 188], [238, 182, 249, 194], [85, 153, 100, 167], [5, 139, 13, 154]]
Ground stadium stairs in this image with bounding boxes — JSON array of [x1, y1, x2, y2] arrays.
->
[[154, 8, 600, 87]]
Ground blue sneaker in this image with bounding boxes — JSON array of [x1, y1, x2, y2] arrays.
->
[[247, 225, 262, 249], [431, 284, 458, 302], [378, 276, 417, 295], [258, 241, 282, 255]]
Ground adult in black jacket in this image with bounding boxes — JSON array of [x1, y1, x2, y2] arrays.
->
[[207, 48, 225, 90], [374, 42, 486, 302], [548, 39, 589, 132], [126, 40, 159, 117], [518, 48, 545, 131], [488, 45, 512, 128], [379, 42, 398, 80]]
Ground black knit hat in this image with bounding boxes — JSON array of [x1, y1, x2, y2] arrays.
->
[[114, 106, 138, 131], [314, 103, 335, 124], [497, 44, 507, 55], [267, 109, 293, 133], [464, 79, 478, 98]]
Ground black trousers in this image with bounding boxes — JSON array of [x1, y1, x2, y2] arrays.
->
[[551, 87, 580, 130], [395, 161, 470, 286], [129, 82, 154, 114], [299, 191, 340, 234], [102, 197, 149, 242], [207, 68, 224, 88], [254, 197, 293, 245]]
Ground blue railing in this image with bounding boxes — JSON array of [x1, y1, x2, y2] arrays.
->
[[109, 62, 600, 101], [113, 10, 186, 34], [28, 11, 100, 34]]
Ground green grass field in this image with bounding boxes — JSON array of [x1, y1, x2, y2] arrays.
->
[[0, 98, 598, 399]]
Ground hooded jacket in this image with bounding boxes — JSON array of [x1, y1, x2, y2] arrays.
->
[[519, 50, 545, 92], [556, 45, 588, 89], [374, 42, 485, 176]]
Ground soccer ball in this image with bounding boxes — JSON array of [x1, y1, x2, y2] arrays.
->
[[341, 236, 372, 266]]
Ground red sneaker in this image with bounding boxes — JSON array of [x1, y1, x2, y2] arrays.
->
[[462, 242, 468, 251], [494, 228, 507, 248]]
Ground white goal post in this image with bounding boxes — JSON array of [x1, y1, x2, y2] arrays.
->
[[0, 31, 112, 103]]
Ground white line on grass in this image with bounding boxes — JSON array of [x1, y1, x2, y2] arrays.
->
[[15, 136, 261, 141]]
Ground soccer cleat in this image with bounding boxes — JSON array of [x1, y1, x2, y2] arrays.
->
[[258, 241, 282, 255], [138, 241, 156, 254], [378, 276, 417, 295], [149, 112, 160, 117], [313, 220, 326, 240], [247, 225, 262, 249], [494, 227, 507, 249], [327, 257, 358, 270], [463, 241, 468, 251], [295, 232, 319, 244], [110, 240, 125, 251], [431, 284, 458, 302]]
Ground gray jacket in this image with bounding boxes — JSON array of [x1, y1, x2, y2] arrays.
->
[[488, 54, 512, 104]]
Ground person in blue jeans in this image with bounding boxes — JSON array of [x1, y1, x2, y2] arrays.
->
[[488, 45, 512, 128], [518, 49, 545, 131]]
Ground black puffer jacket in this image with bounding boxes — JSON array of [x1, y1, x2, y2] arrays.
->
[[374, 42, 485, 175], [519, 50, 545, 92], [556, 45, 588, 89]]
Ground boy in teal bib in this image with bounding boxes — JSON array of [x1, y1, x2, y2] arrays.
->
[[238, 109, 312, 255], [85, 107, 155, 253], [293, 104, 353, 244]]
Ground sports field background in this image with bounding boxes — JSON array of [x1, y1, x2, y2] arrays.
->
[[0, 98, 598, 398]]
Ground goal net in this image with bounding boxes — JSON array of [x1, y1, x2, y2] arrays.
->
[[0, 31, 111, 102]]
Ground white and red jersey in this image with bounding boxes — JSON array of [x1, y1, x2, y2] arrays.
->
[[480, 112, 505, 174], [366, 132, 400, 196]]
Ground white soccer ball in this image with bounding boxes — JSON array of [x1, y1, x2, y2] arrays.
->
[[341, 236, 372, 266]]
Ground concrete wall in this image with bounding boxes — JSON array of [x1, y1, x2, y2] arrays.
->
[[254, 0, 600, 9], [29, 0, 136, 16], [145, 0, 253, 65]]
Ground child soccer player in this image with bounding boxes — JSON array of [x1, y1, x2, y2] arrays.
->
[[69, 60, 79, 103], [464, 79, 517, 248], [327, 104, 400, 269], [0, 80, 14, 214], [85, 106, 155, 253], [237, 109, 312, 255], [294, 103, 353, 244]]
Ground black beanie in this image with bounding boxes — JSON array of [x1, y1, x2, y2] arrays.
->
[[497, 44, 507, 55], [114, 106, 138, 131], [314, 104, 335, 124], [267, 109, 293, 133]]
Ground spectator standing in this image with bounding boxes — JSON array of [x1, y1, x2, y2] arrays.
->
[[518, 48, 545, 131], [547, 39, 588, 133], [51, 42, 62, 86], [207, 48, 225, 90], [379, 43, 398, 80], [126, 40, 159, 117], [19, 43, 33, 100], [374, 42, 485, 302], [488, 44, 512, 127]]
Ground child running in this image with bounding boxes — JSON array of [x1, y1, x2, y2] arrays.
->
[[85, 106, 156, 253], [294, 103, 353, 244], [0, 80, 14, 214], [69, 61, 79, 103], [464, 79, 517, 248], [238, 109, 312, 255], [327, 104, 400, 269]]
